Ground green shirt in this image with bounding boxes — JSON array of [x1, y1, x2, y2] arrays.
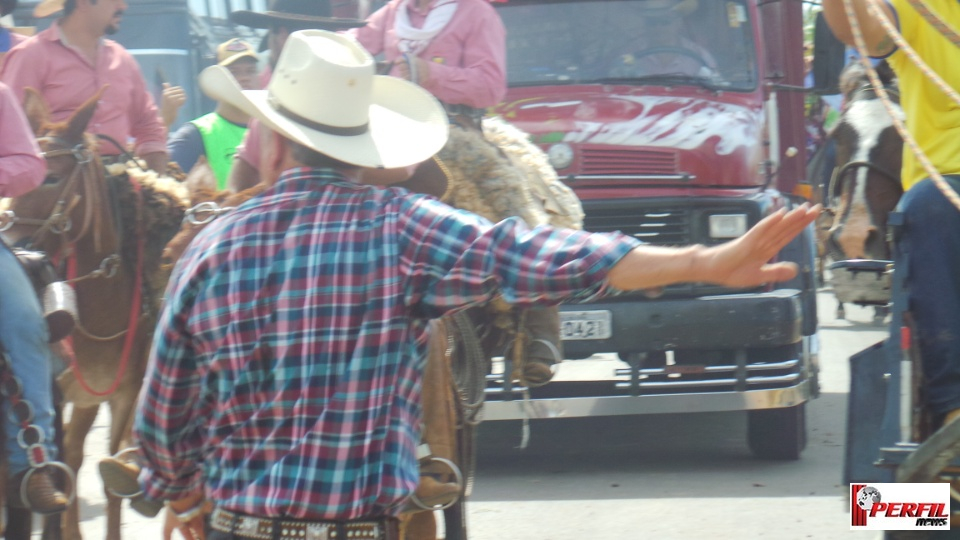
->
[[192, 112, 248, 190]]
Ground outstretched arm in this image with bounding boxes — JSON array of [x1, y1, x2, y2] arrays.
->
[[821, 0, 898, 56], [607, 205, 821, 290]]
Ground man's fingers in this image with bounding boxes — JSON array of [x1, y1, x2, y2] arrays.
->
[[759, 261, 799, 283], [764, 205, 821, 253]]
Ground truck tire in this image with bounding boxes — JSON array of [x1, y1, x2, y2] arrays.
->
[[747, 403, 807, 460]]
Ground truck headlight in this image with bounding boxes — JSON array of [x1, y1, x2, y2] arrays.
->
[[708, 214, 748, 239], [547, 143, 574, 170]]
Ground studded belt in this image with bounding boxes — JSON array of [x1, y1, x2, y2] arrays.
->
[[210, 508, 400, 540]]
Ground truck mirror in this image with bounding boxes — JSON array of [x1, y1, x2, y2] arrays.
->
[[811, 11, 846, 95]]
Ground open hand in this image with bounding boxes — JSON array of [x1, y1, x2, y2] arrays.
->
[[161, 83, 188, 128], [699, 204, 821, 288]]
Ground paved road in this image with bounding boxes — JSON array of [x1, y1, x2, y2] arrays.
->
[[42, 289, 889, 539]]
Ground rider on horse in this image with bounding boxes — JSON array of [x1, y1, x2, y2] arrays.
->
[[352, 0, 568, 389], [823, 0, 960, 428], [0, 0, 169, 173], [0, 80, 69, 514]]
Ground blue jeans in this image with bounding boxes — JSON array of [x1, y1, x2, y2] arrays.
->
[[899, 176, 960, 417], [0, 242, 57, 474]]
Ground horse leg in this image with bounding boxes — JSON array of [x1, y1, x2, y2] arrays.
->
[[101, 391, 140, 540], [61, 404, 100, 540]]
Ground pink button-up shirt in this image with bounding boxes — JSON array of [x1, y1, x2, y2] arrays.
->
[[352, 0, 506, 109], [0, 81, 45, 197], [0, 25, 166, 157]]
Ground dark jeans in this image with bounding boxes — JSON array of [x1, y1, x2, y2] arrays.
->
[[898, 175, 960, 417]]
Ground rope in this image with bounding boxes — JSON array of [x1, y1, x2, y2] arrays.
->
[[904, 0, 960, 47], [842, 0, 960, 213]]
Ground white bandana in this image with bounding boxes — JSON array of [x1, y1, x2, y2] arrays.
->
[[394, 0, 458, 57]]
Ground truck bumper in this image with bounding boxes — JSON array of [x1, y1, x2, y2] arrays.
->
[[561, 288, 803, 357], [483, 373, 813, 421], [480, 288, 818, 421]]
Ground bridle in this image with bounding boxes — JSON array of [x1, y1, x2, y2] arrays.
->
[[1, 135, 119, 282], [3, 132, 147, 397]]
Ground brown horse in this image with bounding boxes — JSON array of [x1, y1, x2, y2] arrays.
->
[[821, 61, 904, 320], [0, 88, 187, 540]]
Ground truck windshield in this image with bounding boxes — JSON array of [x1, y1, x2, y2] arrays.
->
[[498, 0, 758, 91]]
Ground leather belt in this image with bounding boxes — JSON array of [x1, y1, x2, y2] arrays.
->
[[210, 508, 399, 540]]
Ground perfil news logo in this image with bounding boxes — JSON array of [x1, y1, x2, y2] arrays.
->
[[851, 483, 950, 530]]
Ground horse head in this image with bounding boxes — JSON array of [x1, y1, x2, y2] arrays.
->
[[160, 183, 268, 273], [825, 60, 903, 262], [5, 86, 116, 256]]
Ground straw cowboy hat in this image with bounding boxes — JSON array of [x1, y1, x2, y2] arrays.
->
[[33, 0, 63, 18], [230, 0, 365, 30], [199, 30, 448, 170]]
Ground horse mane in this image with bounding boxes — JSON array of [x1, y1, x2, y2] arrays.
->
[[108, 166, 190, 312], [839, 59, 897, 101]]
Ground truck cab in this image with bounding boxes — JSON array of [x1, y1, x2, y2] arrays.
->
[[483, 0, 819, 460]]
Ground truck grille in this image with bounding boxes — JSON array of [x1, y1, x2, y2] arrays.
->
[[583, 207, 690, 245], [580, 147, 679, 176]]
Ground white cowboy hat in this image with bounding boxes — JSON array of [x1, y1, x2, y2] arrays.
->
[[33, 0, 64, 18], [199, 30, 448, 169]]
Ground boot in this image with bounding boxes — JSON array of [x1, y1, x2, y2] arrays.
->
[[516, 306, 563, 388], [98, 455, 163, 518], [7, 468, 69, 514]]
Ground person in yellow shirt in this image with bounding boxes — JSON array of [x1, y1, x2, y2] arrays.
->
[[823, 0, 960, 427]]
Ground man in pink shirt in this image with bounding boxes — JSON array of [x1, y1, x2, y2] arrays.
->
[[0, 80, 70, 514], [352, 0, 506, 113], [1, 0, 168, 173], [351, 0, 566, 391]]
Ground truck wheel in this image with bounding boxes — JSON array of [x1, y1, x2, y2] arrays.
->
[[747, 403, 807, 460]]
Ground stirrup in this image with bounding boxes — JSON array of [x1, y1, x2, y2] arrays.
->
[[20, 462, 77, 514], [409, 444, 464, 511]]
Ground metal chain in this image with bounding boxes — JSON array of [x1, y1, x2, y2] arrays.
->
[[0, 344, 76, 506]]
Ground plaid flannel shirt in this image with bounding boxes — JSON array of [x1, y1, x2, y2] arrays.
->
[[134, 167, 639, 519]]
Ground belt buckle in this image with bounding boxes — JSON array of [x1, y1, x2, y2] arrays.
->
[[306, 524, 329, 540], [236, 516, 259, 536]]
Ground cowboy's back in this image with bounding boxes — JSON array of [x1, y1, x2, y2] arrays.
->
[[135, 167, 636, 519]]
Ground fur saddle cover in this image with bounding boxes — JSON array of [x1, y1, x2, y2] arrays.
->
[[104, 162, 189, 315], [437, 116, 584, 231]]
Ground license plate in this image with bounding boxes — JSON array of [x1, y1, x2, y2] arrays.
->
[[560, 310, 612, 340]]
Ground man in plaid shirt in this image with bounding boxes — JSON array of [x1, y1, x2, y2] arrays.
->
[[133, 30, 819, 540]]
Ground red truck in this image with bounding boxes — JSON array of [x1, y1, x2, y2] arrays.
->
[[483, 0, 819, 460]]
